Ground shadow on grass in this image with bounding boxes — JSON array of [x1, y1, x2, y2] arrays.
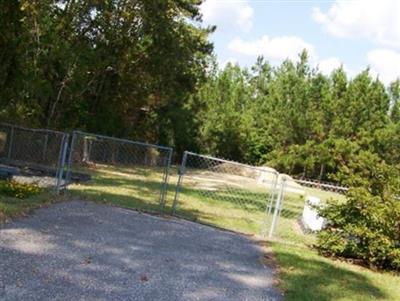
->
[[181, 188, 266, 211], [69, 182, 261, 234], [279, 196, 305, 219], [71, 171, 273, 213], [0, 188, 59, 223], [68, 167, 304, 234], [69, 188, 162, 213], [83, 177, 165, 194], [71, 186, 225, 222], [272, 246, 387, 301]]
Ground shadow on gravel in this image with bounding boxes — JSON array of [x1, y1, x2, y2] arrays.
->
[[0, 201, 281, 301]]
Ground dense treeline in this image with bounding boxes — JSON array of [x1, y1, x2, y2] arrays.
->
[[0, 0, 213, 151], [1, 1, 399, 182], [193, 53, 400, 181]]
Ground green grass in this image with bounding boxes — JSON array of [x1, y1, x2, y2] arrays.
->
[[68, 164, 167, 212], [67, 164, 399, 300], [69, 164, 273, 233], [0, 188, 57, 223], [267, 194, 400, 301]]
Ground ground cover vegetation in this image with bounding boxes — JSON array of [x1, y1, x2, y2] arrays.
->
[[0, 180, 51, 222]]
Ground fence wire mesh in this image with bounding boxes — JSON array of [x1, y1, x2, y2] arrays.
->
[[267, 176, 349, 239], [65, 131, 172, 213], [0, 123, 68, 192], [294, 178, 348, 194], [172, 151, 279, 235]]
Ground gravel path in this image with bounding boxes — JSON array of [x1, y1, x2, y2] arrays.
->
[[0, 200, 282, 301]]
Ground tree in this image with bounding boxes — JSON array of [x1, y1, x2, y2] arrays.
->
[[2, 0, 214, 151]]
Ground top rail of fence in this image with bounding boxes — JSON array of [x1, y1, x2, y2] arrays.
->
[[294, 178, 348, 193], [184, 151, 279, 175], [0, 122, 67, 136], [73, 130, 173, 152]]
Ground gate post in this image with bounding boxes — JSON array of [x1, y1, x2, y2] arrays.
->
[[56, 134, 69, 194], [159, 148, 173, 214], [64, 132, 77, 188], [267, 172, 279, 216], [260, 171, 279, 237], [268, 176, 287, 238], [7, 125, 14, 160], [172, 151, 188, 215]]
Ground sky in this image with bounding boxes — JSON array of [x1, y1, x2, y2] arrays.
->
[[199, 0, 400, 84]]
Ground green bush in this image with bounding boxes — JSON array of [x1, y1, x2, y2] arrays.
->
[[0, 180, 42, 199], [316, 152, 400, 271]]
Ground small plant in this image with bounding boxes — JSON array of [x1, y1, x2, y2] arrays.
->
[[0, 180, 42, 199]]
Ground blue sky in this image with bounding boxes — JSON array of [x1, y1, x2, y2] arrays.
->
[[200, 0, 400, 84]]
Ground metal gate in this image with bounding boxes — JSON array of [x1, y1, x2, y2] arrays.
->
[[0, 123, 69, 193], [172, 151, 280, 236], [65, 131, 172, 213]]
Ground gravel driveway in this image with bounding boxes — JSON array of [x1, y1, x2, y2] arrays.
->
[[0, 200, 282, 301]]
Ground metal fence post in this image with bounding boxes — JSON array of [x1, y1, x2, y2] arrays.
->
[[267, 172, 279, 216], [65, 132, 77, 187], [260, 171, 279, 237], [7, 125, 14, 160], [56, 134, 69, 194], [172, 151, 188, 215], [268, 176, 287, 238], [159, 148, 173, 213], [42, 133, 48, 163]]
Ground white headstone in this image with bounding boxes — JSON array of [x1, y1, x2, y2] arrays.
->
[[302, 196, 325, 231]]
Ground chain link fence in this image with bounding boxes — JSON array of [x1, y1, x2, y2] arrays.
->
[[267, 176, 348, 239], [0, 123, 337, 239], [172, 151, 279, 235], [0, 123, 69, 192], [294, 178, 348, 194], [65, 131, 172, 213]]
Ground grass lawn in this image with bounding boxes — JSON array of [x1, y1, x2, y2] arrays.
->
[[68, 164, 274, 234], [57, 164, 400, 300], [67, 165, 167, 212], [268, 193, 400, 301], [0, 188, 58, 223]]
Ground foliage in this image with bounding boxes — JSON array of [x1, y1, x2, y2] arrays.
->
[[193, 52, 400, 182], [0, 180, 42, 199], [1, 0, 213, 152], [1, 0, 399, 183], [316, 152, 400, 271]]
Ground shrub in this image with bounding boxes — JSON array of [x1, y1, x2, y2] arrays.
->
[[0, 180, 42, 199], [316, 152, 400, 271]]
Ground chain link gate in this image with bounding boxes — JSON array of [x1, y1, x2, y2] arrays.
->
[[65, 131, 172, 213], [172, 151, 279, 236], [0, 123, 69, 193]]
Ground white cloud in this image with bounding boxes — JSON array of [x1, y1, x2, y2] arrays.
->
[[367, 49, 400, 84], [227, 35, 315, 61], [200, 0, 254, 32], [317, 57, 342, 74], [312, 0, 400, 49], [316, 57, 356, 78]]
